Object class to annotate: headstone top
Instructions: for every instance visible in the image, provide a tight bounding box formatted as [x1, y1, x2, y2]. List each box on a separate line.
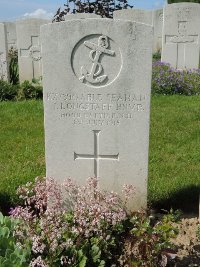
[113, 9, 153, 25]
[65, 13, 101, 20]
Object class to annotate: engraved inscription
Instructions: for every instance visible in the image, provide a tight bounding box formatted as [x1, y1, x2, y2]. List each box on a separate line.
[74, 130, 119, 177]
[80, 35, 115, 84]
[47, 92, 147, 127]
[166, 21, 198, 44]
[177, 8, 192, 21]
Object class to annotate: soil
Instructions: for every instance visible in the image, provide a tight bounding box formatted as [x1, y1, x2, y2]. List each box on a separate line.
[170, 217, 200, 267]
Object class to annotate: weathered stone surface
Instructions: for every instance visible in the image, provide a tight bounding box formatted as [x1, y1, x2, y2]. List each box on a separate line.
[162, 3, 200, 69]
[41, 18, 153, 210]
[113, 9, 153, 25]
[65, 13, 101, 20]
[16, 18, 49, 82]
[0, 23, 9, 81]
[153, 9, 163, 53]
[114, 9, 163, 53]
[4, 22, 17, 50]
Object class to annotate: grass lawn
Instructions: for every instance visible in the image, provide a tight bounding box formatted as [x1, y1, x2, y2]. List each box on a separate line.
[149, 95, 200, 213]
[0, 96, 200, 214]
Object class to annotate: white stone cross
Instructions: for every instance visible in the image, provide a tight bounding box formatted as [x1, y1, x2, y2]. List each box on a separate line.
[74, 130, 119, 177]
[165, 21, 198, 69]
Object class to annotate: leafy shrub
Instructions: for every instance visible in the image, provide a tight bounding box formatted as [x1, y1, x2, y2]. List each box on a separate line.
[152, 61, 200, 95]
[121, 211, 179, 266]
[10, 177, 178, 267]
[17, 80, 43, 100]
[153, 51, 161, 61]
[0, 80, 18, 101]
[53, 0, 133, 22]
[0, 212, 30, 266]
[8, 47, 19, 85]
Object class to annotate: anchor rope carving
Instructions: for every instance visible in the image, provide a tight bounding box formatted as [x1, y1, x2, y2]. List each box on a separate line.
[79, 35, 115, 84]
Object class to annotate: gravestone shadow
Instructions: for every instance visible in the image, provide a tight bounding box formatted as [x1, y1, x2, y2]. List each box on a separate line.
[151, 185, 200, 214]
[0, 193, 13, 216]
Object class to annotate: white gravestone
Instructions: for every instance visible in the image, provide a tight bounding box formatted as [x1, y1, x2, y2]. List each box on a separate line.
[0, 23, 9, 81]
[41, 18, 153, 210]
[153, 9, 163, 53]
[4, 22, 17, 50]
[162, 3, 200, 69]
[114, 9, 163, 54]
[65, 13, 101, 20]
[113, 9, 153, 25]
[16, 18, 49, 82]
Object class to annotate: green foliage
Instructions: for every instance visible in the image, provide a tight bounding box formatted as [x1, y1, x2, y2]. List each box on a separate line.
[0, 80, 43, 101]
[18, 80, 43, 100]
[8, 47, 19, 85]
[153, 51, 161, 61]
[0, 80, 18, 101]
[0, 212, 30, 266]
[53, 0, 133, 22]
[122, 211, 179, 266]
[168, 0, 200, 3]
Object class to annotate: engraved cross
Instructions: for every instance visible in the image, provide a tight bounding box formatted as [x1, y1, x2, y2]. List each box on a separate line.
[20, 36, 41, 79]
[165, 21, 198, 68]
[74, 130, 119, 177]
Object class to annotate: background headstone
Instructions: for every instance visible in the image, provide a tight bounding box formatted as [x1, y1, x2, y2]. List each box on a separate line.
[65, 13, 101, 20]
[161, 3, 200, 69]
[153, 9, 163, 53]
[41, 18, 153, 210]
[16, 18, 49, 83]
[113, 9, 153, 25]
[0, 23, 9, 81]
[114, 9, 163, 53]
[4, 22, 17, 50]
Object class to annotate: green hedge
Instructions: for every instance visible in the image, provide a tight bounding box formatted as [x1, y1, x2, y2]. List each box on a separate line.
[0, 80, 43, 101]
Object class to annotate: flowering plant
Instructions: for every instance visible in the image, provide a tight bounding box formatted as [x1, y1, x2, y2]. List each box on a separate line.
[152, 61, 200, 95]
[11, 177, 135, 266]
[9, 177, 177, 266]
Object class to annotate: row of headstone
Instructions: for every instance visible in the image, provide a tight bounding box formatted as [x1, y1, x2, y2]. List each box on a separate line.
[0, 18, 49, 82]
[114, 3, 200, 70]
[41, 2, 200, 211]
[0, 3, 200, 83]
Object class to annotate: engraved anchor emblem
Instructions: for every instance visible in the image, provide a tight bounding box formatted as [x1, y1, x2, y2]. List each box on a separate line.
[79, 35, 115, 84]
